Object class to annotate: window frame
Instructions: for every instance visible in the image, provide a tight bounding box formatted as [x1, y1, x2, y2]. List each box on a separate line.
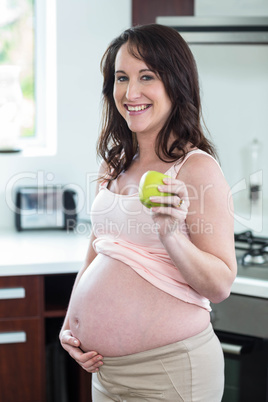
[17, 0, 57, 156]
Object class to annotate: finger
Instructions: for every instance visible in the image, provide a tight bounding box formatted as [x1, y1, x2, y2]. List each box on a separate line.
[176, 198, 186, 209]
[80, 355, 104, 373]
[150, 196, 188, 211]
[67, 336, 80, 347]
[68, 346, 85, 360]
[61, 331, 81, 347]
[81, 357, 104, 371]
[151, 205, 188, 219]
[78, 351, 103, 365]
[158, 183, 189, 206]
[159, 183, 187, 197]
[81, 362, 103, 373]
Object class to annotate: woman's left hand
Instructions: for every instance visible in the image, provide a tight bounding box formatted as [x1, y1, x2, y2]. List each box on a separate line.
[150, 177, 189, 238]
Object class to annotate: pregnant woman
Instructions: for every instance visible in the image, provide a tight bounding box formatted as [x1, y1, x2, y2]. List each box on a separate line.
[60, 24, 237, 401]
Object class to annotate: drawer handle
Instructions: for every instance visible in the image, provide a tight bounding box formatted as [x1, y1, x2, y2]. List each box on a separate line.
[221, 342, 243, 355]
[0, 331, 27, 345]
[0, 287, 26, 300]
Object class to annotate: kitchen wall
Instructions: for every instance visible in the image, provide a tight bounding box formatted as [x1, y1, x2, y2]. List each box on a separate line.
[193, 0, 268, 235]
[191, 44, 268, 235]
[0, 0, 131, 231]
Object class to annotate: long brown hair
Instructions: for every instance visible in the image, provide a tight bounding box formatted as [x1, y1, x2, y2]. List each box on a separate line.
[97, 24, 217, 179]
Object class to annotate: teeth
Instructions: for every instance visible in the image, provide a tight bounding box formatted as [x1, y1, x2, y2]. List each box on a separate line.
[127, 105, 149, 111]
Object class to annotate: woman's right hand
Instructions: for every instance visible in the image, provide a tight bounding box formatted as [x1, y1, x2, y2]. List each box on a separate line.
[60, 329, 103, 373]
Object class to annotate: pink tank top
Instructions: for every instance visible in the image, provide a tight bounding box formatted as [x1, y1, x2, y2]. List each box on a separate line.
[91, 149, 220, 311]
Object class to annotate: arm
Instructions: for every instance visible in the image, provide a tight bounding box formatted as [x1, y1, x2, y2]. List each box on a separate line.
[59, 162, 107, 372]
[150, 155, 237, 304]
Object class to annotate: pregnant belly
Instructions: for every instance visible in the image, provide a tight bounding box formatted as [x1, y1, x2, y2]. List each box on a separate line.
[68, 254, 209, 357]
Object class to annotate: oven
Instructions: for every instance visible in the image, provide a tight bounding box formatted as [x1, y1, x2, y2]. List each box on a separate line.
[210, 231, 268, 402]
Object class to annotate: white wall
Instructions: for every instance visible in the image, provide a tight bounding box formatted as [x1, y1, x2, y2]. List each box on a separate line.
[0, 0, 131, 230]
[193, 0, 268, 235]
[191, 44, 268, 234]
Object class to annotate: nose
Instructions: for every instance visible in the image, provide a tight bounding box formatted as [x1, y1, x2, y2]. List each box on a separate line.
[125, 80, 141, 100]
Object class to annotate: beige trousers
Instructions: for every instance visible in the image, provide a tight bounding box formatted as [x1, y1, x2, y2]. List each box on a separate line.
[92, 323, 224, 402]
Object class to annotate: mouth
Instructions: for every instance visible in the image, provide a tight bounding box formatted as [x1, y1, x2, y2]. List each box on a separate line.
[124, 104, 152, 112]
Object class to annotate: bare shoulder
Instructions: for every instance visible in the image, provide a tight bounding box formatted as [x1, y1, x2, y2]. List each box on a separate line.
[176, 154, 236, 272]
[177, 152, 233, 225]
[178, 153, 227, 189]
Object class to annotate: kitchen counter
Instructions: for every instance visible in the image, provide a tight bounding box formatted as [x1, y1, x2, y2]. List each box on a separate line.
[231, 276, 268, 299]
[0, 230, 89, 276]
[0, 230, 268, 298]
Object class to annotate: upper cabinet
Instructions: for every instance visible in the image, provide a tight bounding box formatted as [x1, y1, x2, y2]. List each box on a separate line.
[132, 0, 194, 26]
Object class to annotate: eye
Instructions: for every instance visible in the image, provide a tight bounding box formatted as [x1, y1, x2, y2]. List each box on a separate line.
[141, 74, 154, 81]
[115, 75, 128, 83]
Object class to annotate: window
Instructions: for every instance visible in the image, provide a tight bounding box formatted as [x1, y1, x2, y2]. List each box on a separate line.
[0, 0, 57, 154]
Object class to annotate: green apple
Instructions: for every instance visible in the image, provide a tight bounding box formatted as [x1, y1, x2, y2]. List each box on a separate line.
[139, 170, 172, 208]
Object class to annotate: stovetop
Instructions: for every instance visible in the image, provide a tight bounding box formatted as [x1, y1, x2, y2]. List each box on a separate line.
[210, 231, 268, 337]
[235, 231, 268, 281]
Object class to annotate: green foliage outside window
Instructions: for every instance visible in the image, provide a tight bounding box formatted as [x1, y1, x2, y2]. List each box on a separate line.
[0, 0, 35, 138]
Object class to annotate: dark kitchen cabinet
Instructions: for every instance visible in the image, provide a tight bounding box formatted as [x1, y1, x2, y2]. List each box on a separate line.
[0, 276, 44, 402]
[132, 0, 194, 26]
[44, 274, 92, 402]
[0, 274, 92, 402]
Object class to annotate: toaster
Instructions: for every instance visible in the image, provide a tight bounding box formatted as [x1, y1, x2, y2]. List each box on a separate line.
[15, 186, 77, 231]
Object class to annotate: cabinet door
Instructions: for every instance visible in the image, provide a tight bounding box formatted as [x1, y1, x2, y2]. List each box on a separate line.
[0, 276, 41, 319]
[0, 318, 44, 402]
[132, 0, 194, 26]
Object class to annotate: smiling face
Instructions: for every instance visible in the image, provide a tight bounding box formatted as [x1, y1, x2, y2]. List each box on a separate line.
[113, 43, 172, 138]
